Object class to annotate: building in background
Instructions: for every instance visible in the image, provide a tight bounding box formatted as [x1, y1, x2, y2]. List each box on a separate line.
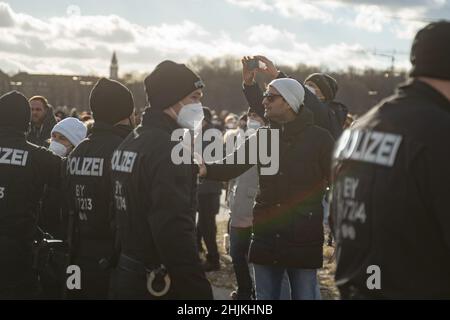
[0, 52, 146, 113]
[110, 51, 119, 80]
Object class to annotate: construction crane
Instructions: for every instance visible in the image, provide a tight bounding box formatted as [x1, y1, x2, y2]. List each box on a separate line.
[372, 50, 396, 75]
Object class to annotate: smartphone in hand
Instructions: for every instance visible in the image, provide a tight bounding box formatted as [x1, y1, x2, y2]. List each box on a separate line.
[246, 58, 260, 70]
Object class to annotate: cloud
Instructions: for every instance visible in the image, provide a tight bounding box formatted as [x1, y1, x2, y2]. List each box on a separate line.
[246, 24, 297, 48]
[0, 2, 409, 75]
[226, 0, 334, 22]
[391, 8, 429, 39]
[225, 0, 272, 11]
[226, 0, 448, 36]
[353, 5, 390, 32]
[0, 2, 15, 27]
[331, 0, 447, 9]
[272, 0, 334, 22]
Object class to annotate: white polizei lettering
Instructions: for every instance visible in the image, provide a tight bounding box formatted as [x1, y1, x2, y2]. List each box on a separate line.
[11, 149, 24, 166]
[375, 134, 392, 165]
[111, 151, 120, 170]
[93, 158, 103, 177]
[351, 130, 371, 159]
[68, 157, 104, 176]
[335, 130, 402, 167]
[81, 157, 92, 176]
[120, 152, 128, 171]
[362, 131, 383, 163]
[0, 148, 12, 163]
[87, 158, 96, 176]
[334, 129, 351, 159]
[0, 148, 28, 167]
[111, 151, 137, 173]
[343, 130, 361, 159]
[380, 133, 402, 166]
[72, 158, 81, 175]
[21, 149, 28, 166]
[124, 152, 135, 172]
[68, 157, 75, 174]
[74, 158, 80, 175]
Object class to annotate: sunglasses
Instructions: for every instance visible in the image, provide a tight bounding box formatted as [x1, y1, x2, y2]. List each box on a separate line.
[263, 92, 283, 102]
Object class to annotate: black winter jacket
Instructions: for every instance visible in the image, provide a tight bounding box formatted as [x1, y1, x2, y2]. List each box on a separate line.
[65, 122, 132, 298]
[110, 108, 213, 299]
[66, 123, 132, 260]
[331, 79, 450, 298]
[206, 107, 335, 268]
[0, 128, 61, 289]
[326, 101, 348, 139]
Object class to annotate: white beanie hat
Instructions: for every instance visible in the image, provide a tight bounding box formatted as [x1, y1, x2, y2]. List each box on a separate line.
[268, 78, 305, 113]
[51, 117, 87, 147]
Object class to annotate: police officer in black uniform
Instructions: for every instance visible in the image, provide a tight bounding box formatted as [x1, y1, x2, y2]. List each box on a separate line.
[65, 78, 135, 299]
[0, 91, 61, 299]
[331, 21, 450, 299]
[110, 61, 213, 299]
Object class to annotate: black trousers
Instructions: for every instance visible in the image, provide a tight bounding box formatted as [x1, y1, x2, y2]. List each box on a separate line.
[230, 226, 254, 299]
[0, 240, 39, 299]
[196, 193, 221, 262]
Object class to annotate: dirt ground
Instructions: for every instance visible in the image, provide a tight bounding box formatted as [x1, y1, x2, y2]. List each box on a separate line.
[203, 220, 340, 300]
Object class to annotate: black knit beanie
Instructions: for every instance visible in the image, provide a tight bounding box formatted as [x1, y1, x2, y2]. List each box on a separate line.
[144, 60, 204, 111]
[90, 78, 135, 125]
[410, 20, 450, 80]
[203, 106, 212, 124]
[0, 91, 31, 132]
[304, 73, 338, 102]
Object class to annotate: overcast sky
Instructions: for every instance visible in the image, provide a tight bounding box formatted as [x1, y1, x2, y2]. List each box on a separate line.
[0, 0, 448, 76]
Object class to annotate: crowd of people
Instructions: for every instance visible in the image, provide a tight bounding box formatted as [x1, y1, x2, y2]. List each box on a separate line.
[0, 21, 449, 300]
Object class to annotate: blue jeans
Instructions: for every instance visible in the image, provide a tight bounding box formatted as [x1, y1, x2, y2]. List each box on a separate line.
[253, 264, 321, 300]
[229, 226, 254, 299]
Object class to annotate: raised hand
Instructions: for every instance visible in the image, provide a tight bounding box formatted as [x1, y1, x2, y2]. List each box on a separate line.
[241, 56, 257, 86]
[254, 55, 279, 80]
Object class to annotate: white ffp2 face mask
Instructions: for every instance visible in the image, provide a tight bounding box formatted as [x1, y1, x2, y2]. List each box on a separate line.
[176, 102, 204, 131]
[247, 119, 262, 130]
[49, 140, 68, 156]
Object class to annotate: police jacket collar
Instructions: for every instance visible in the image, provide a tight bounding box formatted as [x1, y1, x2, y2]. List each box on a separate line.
[0, 127, 26, 139]
[141, 107, 180, 133]
[401, 79, 450, 114]
[90, 121, 132, 139]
